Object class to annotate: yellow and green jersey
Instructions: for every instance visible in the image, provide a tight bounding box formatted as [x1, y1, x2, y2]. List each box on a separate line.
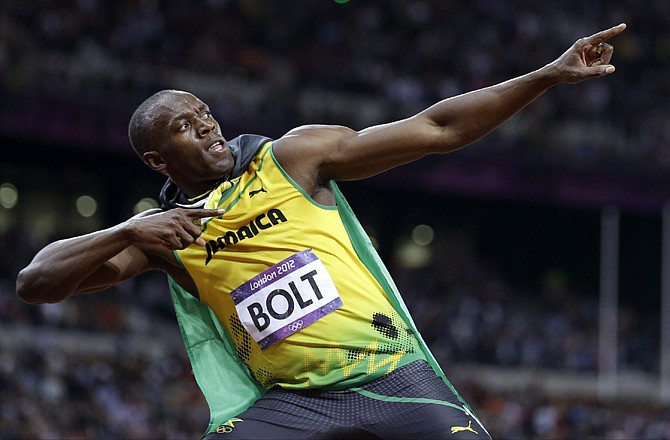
[163, 136, 466, 435]
[174, 142, 424, 390]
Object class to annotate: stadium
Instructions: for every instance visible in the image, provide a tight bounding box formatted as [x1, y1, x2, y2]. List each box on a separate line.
[1, 1, 669, 438]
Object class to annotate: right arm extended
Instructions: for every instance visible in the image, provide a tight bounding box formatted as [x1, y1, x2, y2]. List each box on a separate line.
[16, 208, 225, 304]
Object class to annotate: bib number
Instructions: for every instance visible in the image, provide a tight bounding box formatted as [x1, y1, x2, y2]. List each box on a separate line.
[231, 249, 343, 350]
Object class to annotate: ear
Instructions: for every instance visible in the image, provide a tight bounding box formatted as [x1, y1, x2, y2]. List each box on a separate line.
[143, 151, 167, 173]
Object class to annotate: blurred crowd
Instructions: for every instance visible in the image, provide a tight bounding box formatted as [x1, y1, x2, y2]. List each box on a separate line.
[0, 0, 669, 173]
[397, 260, 660, 375]
[2, 0, 670, 438]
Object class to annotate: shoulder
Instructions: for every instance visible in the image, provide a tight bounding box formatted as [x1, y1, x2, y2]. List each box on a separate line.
[276, 124, 355, 145]
[267, 125, 353, 197]
[272, 124, 355, 165]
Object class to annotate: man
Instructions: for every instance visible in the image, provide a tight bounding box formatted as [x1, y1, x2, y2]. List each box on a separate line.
[17, 23, 625, 439]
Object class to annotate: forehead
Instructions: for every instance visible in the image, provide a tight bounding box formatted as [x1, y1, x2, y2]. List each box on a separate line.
[157, 92, 206, 119]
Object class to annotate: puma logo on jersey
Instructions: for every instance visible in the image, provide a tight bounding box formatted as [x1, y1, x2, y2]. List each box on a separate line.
[249, 187, 267, 198]
[451, 420, 478, 435]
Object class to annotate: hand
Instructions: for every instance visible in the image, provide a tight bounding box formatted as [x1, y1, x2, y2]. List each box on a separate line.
[549, 23, 626, 84]
[125, 208, 225, 250]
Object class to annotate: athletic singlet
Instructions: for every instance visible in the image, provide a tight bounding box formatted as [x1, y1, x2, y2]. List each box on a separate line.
[174, 142, 425, 390]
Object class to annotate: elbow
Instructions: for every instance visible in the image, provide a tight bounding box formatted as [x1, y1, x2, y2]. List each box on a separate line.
[15, 268, 40, 304]
[16, 267, 63, 304]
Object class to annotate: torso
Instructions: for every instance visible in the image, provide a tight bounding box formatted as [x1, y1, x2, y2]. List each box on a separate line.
[171, 142, 425, 390]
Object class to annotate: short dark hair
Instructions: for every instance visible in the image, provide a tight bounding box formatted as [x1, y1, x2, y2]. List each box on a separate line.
[128, 89, 181, 160]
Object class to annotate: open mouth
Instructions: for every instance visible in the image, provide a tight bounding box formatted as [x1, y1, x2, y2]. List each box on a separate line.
[208, 140, 225, 153]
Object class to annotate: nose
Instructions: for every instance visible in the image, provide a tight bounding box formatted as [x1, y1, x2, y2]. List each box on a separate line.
[197, 118, 215, 137]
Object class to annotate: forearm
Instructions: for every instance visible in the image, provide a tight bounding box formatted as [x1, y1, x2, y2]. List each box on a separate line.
[16, 207, 223, 304]
[16, 223, 138, 304]
[422, 64, 560, 151]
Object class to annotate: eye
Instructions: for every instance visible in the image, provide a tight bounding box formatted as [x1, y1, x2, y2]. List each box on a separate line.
[180, 122, 190, 131]
[203, 111, 212, 119]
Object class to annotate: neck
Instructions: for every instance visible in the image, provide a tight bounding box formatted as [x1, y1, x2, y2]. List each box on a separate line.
[178, 176, 230, 200]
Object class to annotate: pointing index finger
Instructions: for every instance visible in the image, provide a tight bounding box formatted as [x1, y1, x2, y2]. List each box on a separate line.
[188, 208, 226, 219]
[588, 23, 627, 44]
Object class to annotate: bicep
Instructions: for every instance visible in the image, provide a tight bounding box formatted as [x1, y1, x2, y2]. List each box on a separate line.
[327, 116, 447, 180]
[274, 116, 446, 184]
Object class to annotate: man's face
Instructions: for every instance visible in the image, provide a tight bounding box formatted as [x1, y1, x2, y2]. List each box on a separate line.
[150, 92, 234, 195]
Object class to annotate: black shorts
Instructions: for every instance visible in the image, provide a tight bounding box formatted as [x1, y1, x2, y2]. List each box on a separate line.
[203, 360, 490, 440]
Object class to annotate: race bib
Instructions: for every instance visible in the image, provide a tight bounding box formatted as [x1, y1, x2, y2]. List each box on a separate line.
[231, 249, 343, 350]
